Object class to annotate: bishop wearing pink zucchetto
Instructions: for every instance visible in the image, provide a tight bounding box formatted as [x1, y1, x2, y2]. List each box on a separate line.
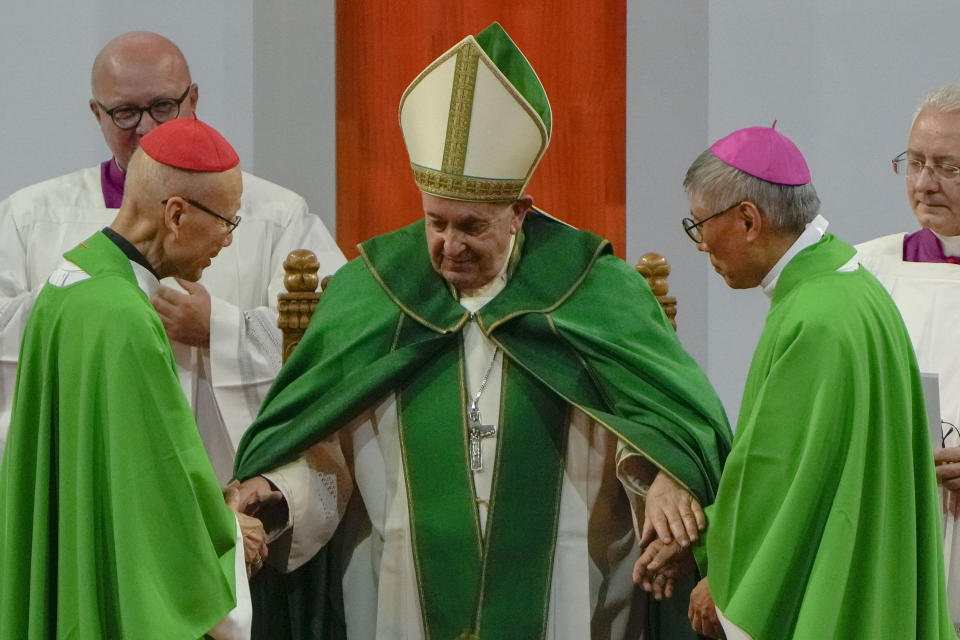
[633, 123, 954, 639]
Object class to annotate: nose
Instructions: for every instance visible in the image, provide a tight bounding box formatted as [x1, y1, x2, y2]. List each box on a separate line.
[914, 165, 941, 191]
[221, 229, 233, 247]
[695, 239, 709, 253]
[135, 110, 161, 136]
[440, 228, 468, 255]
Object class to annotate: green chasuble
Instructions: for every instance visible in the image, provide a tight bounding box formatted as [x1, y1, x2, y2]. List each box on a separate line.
[704, 234, 954, 639]
[235, 212, 732, 639]
[0, 232, 239, 639]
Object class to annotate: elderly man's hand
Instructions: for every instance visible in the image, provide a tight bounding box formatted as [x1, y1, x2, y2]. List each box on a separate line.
[151, 278, 212, 347]
[632, 538, 691, 600]
[225, 477, 285, 517]
[935, 447, 960, 517]
[236, 511, 268, 578]
[640, 470, 705, 548]
[226, 480, 282, 578]
[689, 577, 724, 638]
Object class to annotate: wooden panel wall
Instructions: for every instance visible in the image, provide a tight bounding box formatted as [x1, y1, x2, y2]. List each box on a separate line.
[336, 2, 625, 259]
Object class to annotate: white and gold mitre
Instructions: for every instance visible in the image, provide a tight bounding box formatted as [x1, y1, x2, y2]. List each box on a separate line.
[399, 22, 552, 202]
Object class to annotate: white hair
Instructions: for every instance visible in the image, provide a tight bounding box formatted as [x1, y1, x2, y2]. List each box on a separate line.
[913, 84, 960, 125]
[683, 150, 820, 234]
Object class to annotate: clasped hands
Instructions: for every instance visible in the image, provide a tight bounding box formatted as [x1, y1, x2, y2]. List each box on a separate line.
[631, 471, 724, 637]
[224, 477, 285, 578]
[631, 470, 703, 599]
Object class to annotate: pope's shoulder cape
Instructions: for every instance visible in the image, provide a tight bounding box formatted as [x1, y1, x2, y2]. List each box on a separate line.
[0, 231, 237, 639]
[235, 212, 731, 504]
[706, 234, 953, 639]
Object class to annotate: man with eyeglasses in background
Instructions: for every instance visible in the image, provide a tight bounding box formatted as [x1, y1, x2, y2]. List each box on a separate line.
[634, 124, 952, 639]
[857, 84, 960, 634]
[0, 31, 345, 482]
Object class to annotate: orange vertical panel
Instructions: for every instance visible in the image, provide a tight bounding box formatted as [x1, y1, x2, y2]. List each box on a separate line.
[336, 2, 625, 259]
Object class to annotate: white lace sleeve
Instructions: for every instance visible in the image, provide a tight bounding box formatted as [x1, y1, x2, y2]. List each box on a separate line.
[262, 436, 352, 572]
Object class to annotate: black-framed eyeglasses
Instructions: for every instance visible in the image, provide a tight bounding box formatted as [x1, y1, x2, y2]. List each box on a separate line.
[162, 197, 241, 232]
[681, 201, 744, 243]
[97, 86, 192, 130]
[892, 151, 960, 181]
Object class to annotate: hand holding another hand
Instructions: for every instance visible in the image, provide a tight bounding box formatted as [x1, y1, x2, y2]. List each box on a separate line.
[640, 470, 705, 548]
[236, 511, 268, 578]
[225, 476, 285, 517]
[632, 538, 691, 600]
[225, 478, 285, 578]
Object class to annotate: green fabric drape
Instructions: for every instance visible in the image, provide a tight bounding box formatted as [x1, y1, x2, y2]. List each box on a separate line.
[235, 212, 732, 639]
[705, 235, 954, 639]
[0, 232, 238, 639]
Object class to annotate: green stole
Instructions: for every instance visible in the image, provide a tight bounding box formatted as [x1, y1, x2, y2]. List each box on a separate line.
[401, 329, 567, 639]
[380, 228, 572, 638]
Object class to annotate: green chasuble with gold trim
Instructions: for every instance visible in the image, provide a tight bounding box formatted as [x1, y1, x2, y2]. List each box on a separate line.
[0, 232, 239, 639]
[704, 235, 954, 639]
[235, 212, 732, 639]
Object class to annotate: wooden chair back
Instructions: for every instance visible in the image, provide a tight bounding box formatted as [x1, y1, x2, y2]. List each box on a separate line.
[278, 249, 325, 363]
[634, 253, 677, 330]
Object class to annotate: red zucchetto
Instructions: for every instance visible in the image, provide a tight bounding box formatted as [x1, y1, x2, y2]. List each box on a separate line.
[140, 118, 239, 172]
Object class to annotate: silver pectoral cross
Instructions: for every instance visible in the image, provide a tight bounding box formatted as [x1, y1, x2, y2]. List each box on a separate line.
[468, 405, 497, 471]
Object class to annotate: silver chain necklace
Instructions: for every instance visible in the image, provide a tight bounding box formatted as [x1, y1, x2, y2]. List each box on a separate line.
[467, 347, 500, 471]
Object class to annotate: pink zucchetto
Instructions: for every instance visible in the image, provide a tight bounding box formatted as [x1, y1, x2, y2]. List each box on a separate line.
[710, 122, 811, 186]
[140, 118, 239, 172]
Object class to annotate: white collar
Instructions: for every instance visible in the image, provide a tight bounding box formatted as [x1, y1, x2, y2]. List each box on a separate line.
[458, 235, 516, 314]
[47, 256, 161, 299]
[932, 229, 960, 257]
[760, 215, 829, 298]
[130, 260, 162, 298]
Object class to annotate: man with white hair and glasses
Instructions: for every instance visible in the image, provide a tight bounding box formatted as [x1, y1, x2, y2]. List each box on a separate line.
[857, 83, 960, 633]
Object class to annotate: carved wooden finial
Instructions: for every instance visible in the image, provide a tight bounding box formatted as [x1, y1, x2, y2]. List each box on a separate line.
[635, 253, 677, 330]
[283, 249, 321, 293]
[279, 249, 323, 363]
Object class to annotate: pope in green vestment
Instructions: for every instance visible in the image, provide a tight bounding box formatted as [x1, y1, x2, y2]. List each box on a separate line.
[0, 232, 240, 639]
[232, 23, 732, 640]
[234, 210, 732, 639]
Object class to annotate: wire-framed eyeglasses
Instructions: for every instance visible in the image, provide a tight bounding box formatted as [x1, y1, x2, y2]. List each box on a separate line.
[681, 201, 745, 243]
[892, 151, 960, 181]
[943, 420, 959, 449]
[97, 86, 192, 130]
[162, 197, 241, 232]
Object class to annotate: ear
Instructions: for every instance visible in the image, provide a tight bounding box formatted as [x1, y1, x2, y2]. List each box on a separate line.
[163, 197, 187, 240]
[511, 195, 534, 233]
[89, 99, 103, 123]
[185, 83, 199, 118]
[738, 201, 764, 242]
